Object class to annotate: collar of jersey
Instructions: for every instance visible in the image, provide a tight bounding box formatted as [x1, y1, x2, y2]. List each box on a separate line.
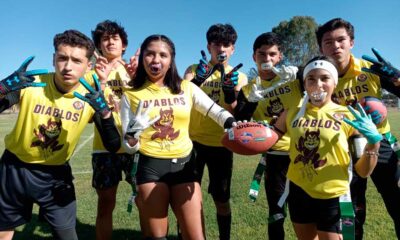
[50, 73, 86, 98]
[257, 75, 280, 88]
[307, 100, 336, 112]
[341, 55, 363, 80]
[144, 78, 169, 92]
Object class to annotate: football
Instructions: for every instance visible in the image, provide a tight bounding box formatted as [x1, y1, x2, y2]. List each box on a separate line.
[221, 122, 278, 155]
[359, 96, 387, 125]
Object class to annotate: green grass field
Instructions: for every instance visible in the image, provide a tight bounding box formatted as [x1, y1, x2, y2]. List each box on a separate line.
[0, 109, 399, 239]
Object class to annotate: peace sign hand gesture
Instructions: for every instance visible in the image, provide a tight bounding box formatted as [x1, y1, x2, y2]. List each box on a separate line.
[362, 48, 400, 86]
[74, 74, 110, 118]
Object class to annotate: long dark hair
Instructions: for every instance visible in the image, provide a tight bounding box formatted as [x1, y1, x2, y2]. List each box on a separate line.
[131, 34, 182, 94]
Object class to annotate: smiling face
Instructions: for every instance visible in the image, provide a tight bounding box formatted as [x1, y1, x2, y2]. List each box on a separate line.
[304, 68, 336, 107]
[319, 27, 354, 73]
[53, 44, 91, 93]
[142, 40, 172, 85]
[99, 33, 126, 61]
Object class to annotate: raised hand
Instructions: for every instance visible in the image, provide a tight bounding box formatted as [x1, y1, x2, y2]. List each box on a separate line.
[221, 63, 243, 104]
[126, 100, 160, 139]
[248, 77, 264, 102]
[343, 103, 382, 144]
[362, 48, 400, 85]
[73, 74, 110, 117]
[271, 65, 298, 81]
[0, 56, 48, 95]
[93, 52, 117, 83]
[119, 48, 140, 79]
[192, 50, 219, 86]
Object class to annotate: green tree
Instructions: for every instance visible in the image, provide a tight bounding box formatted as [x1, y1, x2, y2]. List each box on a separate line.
[272, 16, 319, 67]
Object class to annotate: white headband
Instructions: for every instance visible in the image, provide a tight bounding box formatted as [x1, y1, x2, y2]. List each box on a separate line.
[303, 60, 338, 84]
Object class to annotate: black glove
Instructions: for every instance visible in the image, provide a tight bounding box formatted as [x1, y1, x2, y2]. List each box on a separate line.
[74, 74, 110, 117]
[192, 50, 219, 86]
[0, 56, 48, 95]
[221, 63, 242, 104]
[362, 48, 400, 82]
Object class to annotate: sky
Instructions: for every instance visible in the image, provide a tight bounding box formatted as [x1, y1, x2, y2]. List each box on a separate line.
[1, 0, 399, 78]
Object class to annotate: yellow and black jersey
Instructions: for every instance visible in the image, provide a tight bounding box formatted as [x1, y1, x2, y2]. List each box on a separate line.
[121, 79, 233, 158]
[286, 101, 355, 199]
[189, 63, 248, 146]
[85, 65, 131, 153]
[241, 76, 302, 151]
[333, 55, 390, 134]
[5, 73, 95, 165]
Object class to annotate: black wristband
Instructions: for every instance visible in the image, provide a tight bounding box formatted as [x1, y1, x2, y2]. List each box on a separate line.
[192, 76, 206, 86]
[223, 117, 236, 129]
[224, 89, 236, 104]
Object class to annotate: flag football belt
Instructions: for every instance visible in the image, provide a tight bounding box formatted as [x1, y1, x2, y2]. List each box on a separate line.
[127, 153, 139, 213]
[340, 192, 355, 240]
[248, 151, 289, 202]
[383, 132, 400, 188]
[248, 153, 266, 202]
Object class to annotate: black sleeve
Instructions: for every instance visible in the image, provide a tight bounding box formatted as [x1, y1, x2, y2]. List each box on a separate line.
[0, 91, 20, 113]
[297, 66, 305, 93]
[380, 77, 400, 98]
[234, 90, 258, 121]
[93, 113, 121, 153]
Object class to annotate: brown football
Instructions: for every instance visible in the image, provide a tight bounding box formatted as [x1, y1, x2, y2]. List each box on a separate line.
[221, 122, 278, 155]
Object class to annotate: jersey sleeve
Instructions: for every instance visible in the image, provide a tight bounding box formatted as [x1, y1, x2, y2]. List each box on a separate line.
[191, 82, 234, 128]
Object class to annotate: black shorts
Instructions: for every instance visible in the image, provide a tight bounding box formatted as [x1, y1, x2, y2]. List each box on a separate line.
[193, 141, 233, 202]
[264, 152, 290, 219]
[136, 151, 197, 186]
[0, 150, 76, 231]
[92, 152, 135, 189]
[288, 181, 341, 233]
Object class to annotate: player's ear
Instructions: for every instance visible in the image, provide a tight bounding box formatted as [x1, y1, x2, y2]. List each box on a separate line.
[349, 38, 354, 50]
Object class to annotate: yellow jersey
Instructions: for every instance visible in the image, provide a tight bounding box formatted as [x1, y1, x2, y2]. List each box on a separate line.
[332, 55, 390, 134]
[5, 73, 95, 165]
[189, 63, 248, 146]
[286, 101, 354, 199]
[86, 65, 131, 153]
[241, 76, 302, 151]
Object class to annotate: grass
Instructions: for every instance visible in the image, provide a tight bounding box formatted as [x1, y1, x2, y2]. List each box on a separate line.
[0, 109, 399, 239]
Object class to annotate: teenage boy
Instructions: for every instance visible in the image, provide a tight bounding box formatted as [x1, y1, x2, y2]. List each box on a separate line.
[316, 18, 400, 239]
[184, 23, 247, 240]
[235, 32, 301, 240]
[0, 30, 120, 240]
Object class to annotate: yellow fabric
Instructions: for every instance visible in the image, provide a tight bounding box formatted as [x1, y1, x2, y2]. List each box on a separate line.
[5, 73, 95, 165]
[123, 80, 195, 159]
[286, 101, 355, 199]
[86, 65, 131, 153]
[333, 55, 390, 134]
[189, 63, 248, 146]
[242, 76, 303, 151]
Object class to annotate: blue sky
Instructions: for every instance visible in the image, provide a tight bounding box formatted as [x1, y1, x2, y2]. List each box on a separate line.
[1, 0, 399, 77]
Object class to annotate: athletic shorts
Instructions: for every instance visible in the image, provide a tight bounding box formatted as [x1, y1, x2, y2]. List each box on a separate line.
[92, 152, 135, 189]
[264, 152, 290, 219]
[136, 151, 197, 186]
[288, 181, 341, 233]
[193, 141, 233, 202]
[0, 150, 76, 231]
